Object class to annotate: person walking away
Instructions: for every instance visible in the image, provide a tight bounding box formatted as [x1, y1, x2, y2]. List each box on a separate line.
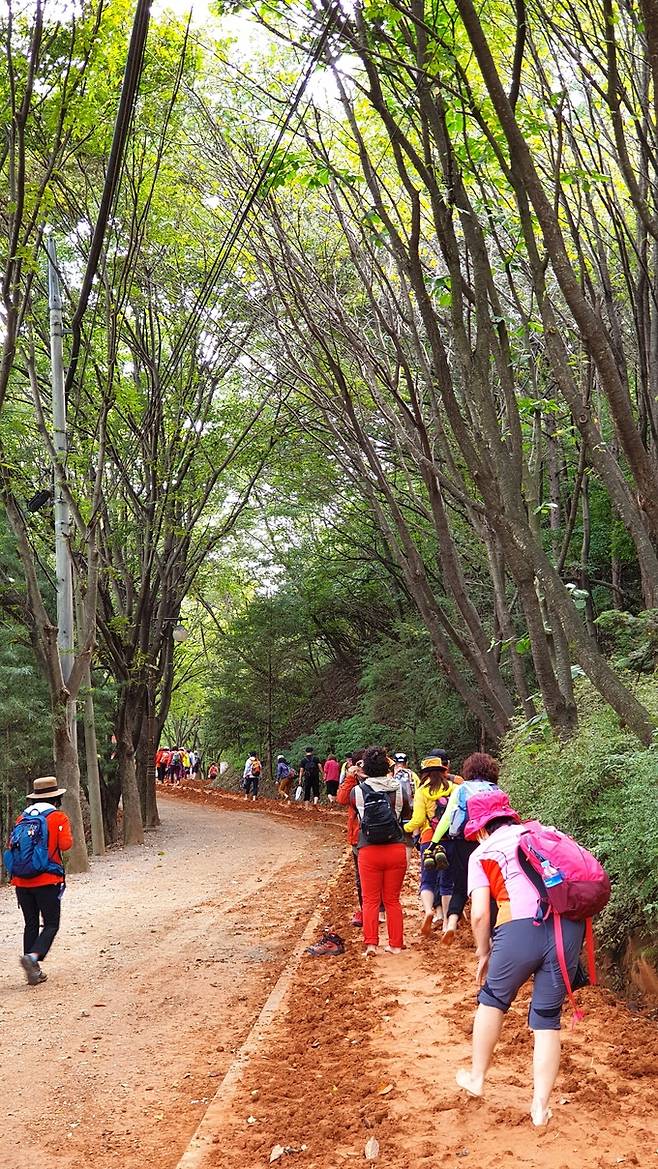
[4, 776, 73, 986]
[351, 746, 412, 956]
[403, 751, 458, 937]
[392, 752, 420, 792]
[243, 753, 262, 800]
[155, 747, 168, 784]
[323, 750, 340, 802]
[426, 752, 500, 945]
[276, 754, 294, 799]
[456, 789, 603, 1127]
[298, 747, 323, 807]
[337, 749, 366, 926]
[170, 749, 183, 784]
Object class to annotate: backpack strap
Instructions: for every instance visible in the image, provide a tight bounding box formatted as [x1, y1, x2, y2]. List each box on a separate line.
[553, 912, 584, 1026]
[353, 783, 367, 821]
[516, 844, 550, 922]
[584, 917, 597, 987]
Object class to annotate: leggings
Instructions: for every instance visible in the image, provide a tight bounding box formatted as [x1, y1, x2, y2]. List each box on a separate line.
[244, 774, 260, 796]
[446, 837, 478, 918]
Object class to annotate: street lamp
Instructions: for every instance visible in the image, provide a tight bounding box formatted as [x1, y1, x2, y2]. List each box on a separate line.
[172, 624, 189, 644]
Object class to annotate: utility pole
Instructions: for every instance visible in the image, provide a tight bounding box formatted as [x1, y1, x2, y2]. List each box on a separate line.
[47, 236, 75, 695]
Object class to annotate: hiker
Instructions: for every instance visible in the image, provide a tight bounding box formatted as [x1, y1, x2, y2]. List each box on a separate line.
[351, 745, 412, 956]
[155, 747, 169, 783]
[392, 751, 420, 792]
[456, 789, 588, 1127]
[5, 776, 73, 986]
[208, 761, 219, 785]
[276, 754, 294, 799]
[403, 751, 458, 937]
[323, 749, 340, 802]
[169, 749, 183, 784]
[426, 751, 502, 946]
[337, 749, 366, 926]
[298, 746, 323, 807]
[243, 753, 262, 800]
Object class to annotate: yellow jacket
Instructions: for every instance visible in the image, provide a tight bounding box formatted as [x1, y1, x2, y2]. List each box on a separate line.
[403, 779, 454, 836]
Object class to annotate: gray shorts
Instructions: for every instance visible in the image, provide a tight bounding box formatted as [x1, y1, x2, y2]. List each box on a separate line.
[479, 916, 585, 1030]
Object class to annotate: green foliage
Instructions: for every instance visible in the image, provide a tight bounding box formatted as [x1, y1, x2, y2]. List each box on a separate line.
[502, 678, 658, 958]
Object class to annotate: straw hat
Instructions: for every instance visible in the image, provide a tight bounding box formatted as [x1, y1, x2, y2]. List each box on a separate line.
[27, 775, 67, 800]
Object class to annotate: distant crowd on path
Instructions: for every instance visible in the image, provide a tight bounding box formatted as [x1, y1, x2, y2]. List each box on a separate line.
[155, 746, 202, 785]
[4, 739, 610, 1133]
[241, 746, 341, 805]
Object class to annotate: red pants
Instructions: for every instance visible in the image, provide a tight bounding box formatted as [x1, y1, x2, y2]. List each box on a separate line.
[358, 843, 407, 948]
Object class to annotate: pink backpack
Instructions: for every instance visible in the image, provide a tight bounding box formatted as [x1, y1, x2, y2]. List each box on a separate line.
[518, 821, 611, 1020]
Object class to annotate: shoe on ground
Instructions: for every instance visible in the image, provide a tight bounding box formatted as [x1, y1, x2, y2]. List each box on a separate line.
[351, 910, 363, 927]
[306, 930, 345, 957]
[20, 955, 45, 986]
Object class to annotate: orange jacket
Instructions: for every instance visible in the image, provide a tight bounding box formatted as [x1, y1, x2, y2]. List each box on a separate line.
[337, 767, 362, 846]
[11, 807, 73, 887]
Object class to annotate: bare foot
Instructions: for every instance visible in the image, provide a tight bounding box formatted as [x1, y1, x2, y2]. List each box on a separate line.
[456, 1068, 484, 1097]
[441, 927, 456, 946]
[421, 911, 434, 938]
[531, 1102, 553, 1127]
[384, 945, 403, 954]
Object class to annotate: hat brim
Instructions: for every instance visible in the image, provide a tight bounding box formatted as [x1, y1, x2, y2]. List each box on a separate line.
[27, 786, 67, 800]
[464, 809, 520, 840]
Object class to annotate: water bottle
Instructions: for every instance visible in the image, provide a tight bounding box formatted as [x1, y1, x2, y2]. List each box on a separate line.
[541, 859, 563, 887]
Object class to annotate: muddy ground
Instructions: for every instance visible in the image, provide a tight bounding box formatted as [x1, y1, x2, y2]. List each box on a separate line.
[0, 791, 342, 1169]
[189, 792, 657, 1169]
[2, 786, 656, 1169]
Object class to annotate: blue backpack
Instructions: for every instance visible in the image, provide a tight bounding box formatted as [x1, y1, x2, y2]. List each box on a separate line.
[4, 809, 64, 879]
[449, 781, 499, 837]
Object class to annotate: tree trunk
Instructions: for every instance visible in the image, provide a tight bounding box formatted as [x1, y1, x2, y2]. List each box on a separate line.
[53, 696, 89, 873]
[117, 693, 144, 846]
[81, 665, 105, 856]
[143, 681, 160, 829]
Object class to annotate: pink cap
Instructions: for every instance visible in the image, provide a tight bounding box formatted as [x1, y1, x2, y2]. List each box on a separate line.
[464, 790, 520, 840]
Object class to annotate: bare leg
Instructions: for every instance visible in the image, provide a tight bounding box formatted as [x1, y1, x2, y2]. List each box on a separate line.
[531, 1030, 560, 1126]
[442, 912, 459, 942]
[420, 888, 434, 936]
[456, 1005, 504, 1096]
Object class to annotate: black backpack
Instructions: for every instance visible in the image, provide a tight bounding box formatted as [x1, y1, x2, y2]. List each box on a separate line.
[354, 782, 403, 845]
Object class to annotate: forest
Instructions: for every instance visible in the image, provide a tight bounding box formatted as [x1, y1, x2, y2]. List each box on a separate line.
[0, 0, 657, 959]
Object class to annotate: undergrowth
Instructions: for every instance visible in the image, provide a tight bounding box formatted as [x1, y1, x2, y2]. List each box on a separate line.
[502, 676, 658, 960]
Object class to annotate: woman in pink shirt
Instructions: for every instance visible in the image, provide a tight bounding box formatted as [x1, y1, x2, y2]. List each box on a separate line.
[456, 790, 585, 1128]
[323, 750, 340, 803]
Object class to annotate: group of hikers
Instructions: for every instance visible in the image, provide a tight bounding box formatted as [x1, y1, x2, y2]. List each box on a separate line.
[242, 747, 341, 804]
[4, 740, 610, 1131]
[155, 746, 202, 784]
[327, 742, 609, 1128]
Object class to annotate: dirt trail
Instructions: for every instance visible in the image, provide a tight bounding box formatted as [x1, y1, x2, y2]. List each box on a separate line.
[206, 859, 658, 1169]
[0, 792, 342, 1169]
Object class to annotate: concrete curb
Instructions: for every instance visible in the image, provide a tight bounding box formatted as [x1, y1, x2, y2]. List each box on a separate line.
[175, 847, 351, 1169]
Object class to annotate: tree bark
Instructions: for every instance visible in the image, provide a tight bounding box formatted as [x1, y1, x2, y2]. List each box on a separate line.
[117, 693, 144, 846]
[53, 695, 89, 873]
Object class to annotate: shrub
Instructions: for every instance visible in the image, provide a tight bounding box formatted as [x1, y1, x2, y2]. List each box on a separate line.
[502, 676, 658, 959]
